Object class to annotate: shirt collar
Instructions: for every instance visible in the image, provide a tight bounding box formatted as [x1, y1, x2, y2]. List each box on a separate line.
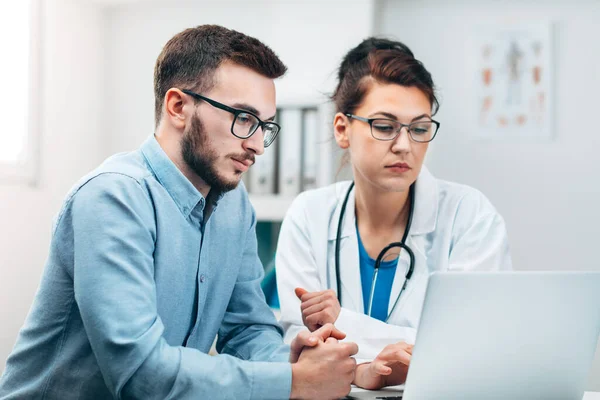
[327, 165, 438, 240]
[141, 135, 205, 219]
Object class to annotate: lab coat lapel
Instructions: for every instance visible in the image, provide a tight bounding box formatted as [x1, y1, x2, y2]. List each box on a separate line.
[327, 182, 364, 314]
[337, 234, 363, 313]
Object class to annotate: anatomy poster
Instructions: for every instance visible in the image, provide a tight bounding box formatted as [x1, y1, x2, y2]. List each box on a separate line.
[474, 23, 553, 140]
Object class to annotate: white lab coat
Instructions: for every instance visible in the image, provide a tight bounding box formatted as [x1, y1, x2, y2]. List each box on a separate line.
[275, 166, 512, 361]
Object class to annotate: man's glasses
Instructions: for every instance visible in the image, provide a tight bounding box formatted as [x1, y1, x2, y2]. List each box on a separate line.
[346, 114, 440, 143]
[181, 89, 280, 147]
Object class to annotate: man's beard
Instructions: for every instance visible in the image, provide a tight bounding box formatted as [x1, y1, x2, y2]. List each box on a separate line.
[181, 112, 251, 194]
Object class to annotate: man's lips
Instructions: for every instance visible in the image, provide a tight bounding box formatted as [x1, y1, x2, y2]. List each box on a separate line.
[231, 156, 254, 172]
[232, 157, 253, 168]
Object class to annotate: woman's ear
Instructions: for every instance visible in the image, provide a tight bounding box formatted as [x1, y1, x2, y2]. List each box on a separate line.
[333, 112, 350, 149]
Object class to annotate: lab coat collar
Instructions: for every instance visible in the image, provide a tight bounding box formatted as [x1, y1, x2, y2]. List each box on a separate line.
[327, 165, 438, 240]
[411, 165, 438, 235]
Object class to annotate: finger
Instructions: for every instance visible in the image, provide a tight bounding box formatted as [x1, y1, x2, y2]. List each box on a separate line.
[350, 362, 357, 383]
[327, 324, 346, 340]
[300, 294, 327, 311]
[395, 342, 413, 355]
[325, 337, 339, 344]
[391, 350, 411, 366]
[295, 287, 308, 300]
[346, 357, 358, 376]
[312, 323, 347, 341]
[293, 330, 321, 348]
[398, 341, 413, 350]
[341, 341, 359, 357]
[302, 302, 326, 317]
[289, 332, 316, 359]
[370, 360, 392, 376]
[299, 290, 328, 302]
[305, 316, 322, 329]
[305, 311, 333, 328]
[377, 349, 411, 366]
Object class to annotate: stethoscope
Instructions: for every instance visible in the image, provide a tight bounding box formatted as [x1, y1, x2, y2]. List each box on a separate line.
[334, 182, 416, 322]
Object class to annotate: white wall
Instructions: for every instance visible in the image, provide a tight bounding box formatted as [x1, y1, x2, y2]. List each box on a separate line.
[0, 0, 107, 375]
[5, 0, 596, 390]
[0, 0, 375, 376]
[104, 0, 375, 153]
[376, 0, 600, 390]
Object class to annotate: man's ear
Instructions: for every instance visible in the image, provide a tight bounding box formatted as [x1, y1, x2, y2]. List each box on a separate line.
[333, 112, 350, 149]
[163, 88, 189, 130]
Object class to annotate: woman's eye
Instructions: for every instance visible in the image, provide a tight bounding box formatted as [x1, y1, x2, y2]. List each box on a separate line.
[411, 123, 432, 135]
[373, 124, 394, 132]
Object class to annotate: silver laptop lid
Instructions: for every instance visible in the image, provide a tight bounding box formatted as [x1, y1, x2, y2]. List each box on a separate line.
[403, 271, 600, 400]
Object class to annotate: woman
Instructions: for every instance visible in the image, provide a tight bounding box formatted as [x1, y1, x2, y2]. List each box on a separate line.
[275, 37, 512, 389]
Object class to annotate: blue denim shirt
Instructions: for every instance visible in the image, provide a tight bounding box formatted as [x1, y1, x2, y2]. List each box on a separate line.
[0, 136, 292, 399]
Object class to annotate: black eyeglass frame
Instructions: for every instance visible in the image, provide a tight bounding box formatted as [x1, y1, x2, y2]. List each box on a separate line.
[181, 89, 280, 147]
[345, 113, 440, 143]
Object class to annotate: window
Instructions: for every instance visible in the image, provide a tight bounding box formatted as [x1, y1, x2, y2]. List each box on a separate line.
[0, 0, 40, 183]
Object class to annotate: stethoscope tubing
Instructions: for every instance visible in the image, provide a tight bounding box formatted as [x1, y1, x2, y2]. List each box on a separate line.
[334, 182, 416, 321]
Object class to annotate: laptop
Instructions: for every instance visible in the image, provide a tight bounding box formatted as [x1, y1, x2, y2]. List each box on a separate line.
[347, 271, 600, 400]
[347, 385, 404, 399]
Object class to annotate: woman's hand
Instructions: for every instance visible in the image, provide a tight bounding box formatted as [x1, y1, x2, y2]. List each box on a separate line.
[353, 342, 413, 390]
[295, 287, 342, 332]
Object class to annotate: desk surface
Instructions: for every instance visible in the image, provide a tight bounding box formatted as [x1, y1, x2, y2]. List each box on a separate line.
[349, 386, 600, 399]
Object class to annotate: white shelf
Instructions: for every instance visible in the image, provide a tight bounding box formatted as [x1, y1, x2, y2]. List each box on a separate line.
[88, 0, 156, 5]
[249, 195, 295, 222]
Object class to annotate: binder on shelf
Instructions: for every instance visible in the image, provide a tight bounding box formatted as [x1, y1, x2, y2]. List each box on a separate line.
[248, 128, 276, 195]
[316, 102, 334, 187]
[301, 108, 319, 191]
[278, 108, 302, 196]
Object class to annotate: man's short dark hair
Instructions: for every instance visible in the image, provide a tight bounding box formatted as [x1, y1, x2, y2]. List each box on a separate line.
[154, 24, 287, 127]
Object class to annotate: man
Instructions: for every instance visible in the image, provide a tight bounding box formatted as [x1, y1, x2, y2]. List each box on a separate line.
[0, 25, 357, 399]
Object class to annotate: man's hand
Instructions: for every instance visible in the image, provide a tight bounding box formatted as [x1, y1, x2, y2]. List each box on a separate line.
[290, 337, 358, 399]
[289, 323, 346, 363]
[353, 342, 413, 390]
[295, 287, 341, 332]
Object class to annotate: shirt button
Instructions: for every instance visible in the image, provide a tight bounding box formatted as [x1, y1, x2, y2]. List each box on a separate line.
[200, 274, 206, 283]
